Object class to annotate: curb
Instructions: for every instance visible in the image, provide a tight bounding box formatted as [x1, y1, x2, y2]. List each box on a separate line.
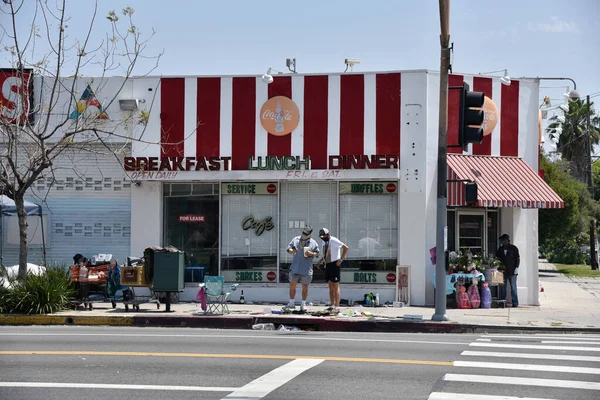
[2, 313, 600, 334]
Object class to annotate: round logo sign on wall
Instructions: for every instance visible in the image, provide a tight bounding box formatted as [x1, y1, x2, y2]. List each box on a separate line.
[267, 184, 277, 194]
[260, 96, 300, 136]
[267, 271, 276, 281]
[386, 273, 396, 283]
[386, 183, 397, 193]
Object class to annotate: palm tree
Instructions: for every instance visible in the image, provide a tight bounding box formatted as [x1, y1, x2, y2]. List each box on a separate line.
[547, 99, 600, 183]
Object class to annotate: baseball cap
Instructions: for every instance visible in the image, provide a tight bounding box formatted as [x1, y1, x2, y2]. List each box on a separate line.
[500, 234, 510, 241]
[319, 228, 330, 238]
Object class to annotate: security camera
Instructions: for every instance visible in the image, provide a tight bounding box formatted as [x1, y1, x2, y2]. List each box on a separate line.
[344, 58, 361, 65]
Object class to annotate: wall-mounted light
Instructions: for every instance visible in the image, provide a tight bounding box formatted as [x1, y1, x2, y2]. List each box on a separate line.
[261, 68, 283, 84]
[479, 69, 511, 86]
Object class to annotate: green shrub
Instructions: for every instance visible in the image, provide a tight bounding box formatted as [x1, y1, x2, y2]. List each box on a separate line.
[0, 266, 77, 315]
[547, 238, 586, 265]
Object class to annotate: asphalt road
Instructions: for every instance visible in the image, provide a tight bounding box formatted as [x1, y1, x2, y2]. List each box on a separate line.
[0, 326, 599, 399]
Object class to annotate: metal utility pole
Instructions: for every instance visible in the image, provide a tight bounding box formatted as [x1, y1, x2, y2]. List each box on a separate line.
[433, 0, 450, 321]
[587, 94, 599, 270]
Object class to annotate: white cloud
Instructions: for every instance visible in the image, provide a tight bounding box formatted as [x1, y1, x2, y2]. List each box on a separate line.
[529, 16, 580, 34]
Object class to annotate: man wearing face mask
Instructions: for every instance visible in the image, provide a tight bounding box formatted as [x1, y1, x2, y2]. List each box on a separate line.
[318, 228, 349, 312]
[286, 226, 320, 312]
[496, 234, 520, 307]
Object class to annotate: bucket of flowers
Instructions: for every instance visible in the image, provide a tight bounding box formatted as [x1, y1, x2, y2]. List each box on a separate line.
[448, 250, 481, 275]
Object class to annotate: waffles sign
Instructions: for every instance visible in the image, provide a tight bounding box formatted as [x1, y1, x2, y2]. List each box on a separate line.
[260, 96, 299, 136]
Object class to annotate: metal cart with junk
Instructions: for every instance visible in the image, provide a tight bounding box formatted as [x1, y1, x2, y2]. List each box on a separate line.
[117, 256, 160, 312]
[69, 255, 111, 311]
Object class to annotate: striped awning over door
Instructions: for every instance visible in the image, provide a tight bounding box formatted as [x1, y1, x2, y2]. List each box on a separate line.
[447, 154, 564, 209]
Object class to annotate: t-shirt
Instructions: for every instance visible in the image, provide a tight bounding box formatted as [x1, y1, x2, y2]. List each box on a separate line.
[288, 236, 320, 276]
[322, 236, 346, 262]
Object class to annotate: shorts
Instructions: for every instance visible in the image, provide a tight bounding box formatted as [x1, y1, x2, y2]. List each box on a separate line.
[289, 272, 312, 285]
[325, 262, 341, 283]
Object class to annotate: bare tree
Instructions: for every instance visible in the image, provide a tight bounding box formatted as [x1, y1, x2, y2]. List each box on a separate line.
[0, 0, 160, 278]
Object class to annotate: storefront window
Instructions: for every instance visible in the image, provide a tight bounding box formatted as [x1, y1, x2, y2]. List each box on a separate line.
[339, 181, 399, 284]
[279, 182, 337, 283]
[163, 183, 219, 282]
[221, 182, 278, 283]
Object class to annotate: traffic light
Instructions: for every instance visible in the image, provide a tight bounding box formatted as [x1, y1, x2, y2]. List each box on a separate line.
[465, 182, 478, 206]
[458, 82, 485, 152]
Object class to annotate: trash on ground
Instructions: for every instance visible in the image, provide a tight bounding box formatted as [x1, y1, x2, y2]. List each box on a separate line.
[277, 325, 301, 331]
[252, 323, 275, 330]
[403, 314, 423, 321]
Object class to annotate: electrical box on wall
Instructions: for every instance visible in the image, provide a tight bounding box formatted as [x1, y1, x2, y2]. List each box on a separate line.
[152, 251, 185, 292]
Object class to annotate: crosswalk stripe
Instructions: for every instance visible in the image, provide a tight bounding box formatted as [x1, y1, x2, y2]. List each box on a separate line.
[470, 342, 600, 352]
[443, 374, 600, 390]
[461, 350, 600, 362]
[541, 341, 600, 345]
[482, 334, 600, 340]
[428, 392, 558, 400]
[454, 360, 600, 375]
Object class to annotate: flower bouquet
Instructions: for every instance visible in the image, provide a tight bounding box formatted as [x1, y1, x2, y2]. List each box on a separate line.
[448, 250, 481, 275]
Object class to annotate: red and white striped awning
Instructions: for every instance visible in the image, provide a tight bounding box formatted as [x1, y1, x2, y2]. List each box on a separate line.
[447, 154, 564, 209]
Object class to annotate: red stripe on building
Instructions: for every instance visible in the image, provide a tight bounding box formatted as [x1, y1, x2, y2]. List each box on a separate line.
[160, 78, 185, 158]
[340, 74, 364, 155]
[472, 77, 493, 155]
[196, 77, 221, 157]
[303, 75, 329, 169]
[375, 73, 401, 155]
[267, 76, 292, 157]
[231, 77, 256, 170]
[501, 80, 519, 156]
[447, 74, 464, 154]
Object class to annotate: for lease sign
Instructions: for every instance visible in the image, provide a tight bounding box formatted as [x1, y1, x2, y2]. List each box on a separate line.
[179, 214, 205, 223]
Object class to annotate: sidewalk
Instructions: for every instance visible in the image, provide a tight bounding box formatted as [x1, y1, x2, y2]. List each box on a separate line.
[2, 261, 599, 333]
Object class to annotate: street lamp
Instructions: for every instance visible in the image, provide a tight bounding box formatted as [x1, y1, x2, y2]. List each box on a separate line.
[514, 77, 580, 101]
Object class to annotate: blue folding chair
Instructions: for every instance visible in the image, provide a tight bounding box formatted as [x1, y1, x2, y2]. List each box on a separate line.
[199, 276, 238, 315]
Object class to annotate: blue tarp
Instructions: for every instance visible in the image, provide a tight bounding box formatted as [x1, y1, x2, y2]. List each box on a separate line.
[0, 195, 42, 216]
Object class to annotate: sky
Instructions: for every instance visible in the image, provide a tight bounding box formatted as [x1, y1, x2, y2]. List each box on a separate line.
[3, 0, 599, 124]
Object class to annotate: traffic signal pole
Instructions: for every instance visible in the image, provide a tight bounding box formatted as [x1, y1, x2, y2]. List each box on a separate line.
[433, 0, 451, 322]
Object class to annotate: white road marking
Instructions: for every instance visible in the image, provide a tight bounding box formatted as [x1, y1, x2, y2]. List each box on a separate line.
[429, 392, 558, 400]
[461, 350, 600, 362]
[482, 334, 600, 340]
[443, 374, 600, 390]
[470, 342, 600, 352]
[475, 338, 492, 342]
[541, 340, 600, 345]
[0, 333, 470, 346]
[454, 360, 600, 375]
[221, 358, 323, 400]
[0, 382, 237, 392]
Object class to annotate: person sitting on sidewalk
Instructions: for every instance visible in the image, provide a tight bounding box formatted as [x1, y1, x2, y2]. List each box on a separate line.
[286, 226, 320, 312]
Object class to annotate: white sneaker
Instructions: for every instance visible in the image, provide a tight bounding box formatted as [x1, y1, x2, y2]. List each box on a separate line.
[286, 302, 295, 309]
[300, 304, 306, 312]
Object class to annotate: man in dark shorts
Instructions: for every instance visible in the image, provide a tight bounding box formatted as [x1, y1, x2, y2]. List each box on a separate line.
[318, 228, 349, 313]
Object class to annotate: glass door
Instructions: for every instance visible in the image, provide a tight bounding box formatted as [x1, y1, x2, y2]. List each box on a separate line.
[457, 213, 484, 255]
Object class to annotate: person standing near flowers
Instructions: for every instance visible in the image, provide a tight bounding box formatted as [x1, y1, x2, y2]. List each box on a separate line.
[496, 234, 520, 307]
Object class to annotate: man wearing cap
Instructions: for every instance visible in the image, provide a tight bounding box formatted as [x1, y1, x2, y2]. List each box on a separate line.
[319, 228, 349, 312]
[496, 234, 520, 307]
[286, 226, 320, 312]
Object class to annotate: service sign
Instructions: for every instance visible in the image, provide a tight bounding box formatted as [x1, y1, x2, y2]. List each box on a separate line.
[340, 270, 396, 284]
[221, 182, 278, 195]
[339, 182, 398, 195]
[223, 270, 277, 283]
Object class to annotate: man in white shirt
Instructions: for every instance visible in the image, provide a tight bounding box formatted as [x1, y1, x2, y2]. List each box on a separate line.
[318, 228, 349, 312]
